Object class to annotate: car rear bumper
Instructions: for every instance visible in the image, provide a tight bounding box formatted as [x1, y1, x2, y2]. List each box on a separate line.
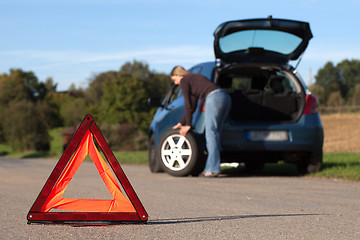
[221, 114, 324, 153]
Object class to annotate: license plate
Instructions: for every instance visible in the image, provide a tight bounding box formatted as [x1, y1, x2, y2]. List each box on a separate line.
[247, 130, 288, 142]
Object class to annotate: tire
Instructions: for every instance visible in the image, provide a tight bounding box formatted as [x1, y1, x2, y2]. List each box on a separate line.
[157, 129, 205, 177]
[148, 135, 163, 173]
[297, 150, 323, 174]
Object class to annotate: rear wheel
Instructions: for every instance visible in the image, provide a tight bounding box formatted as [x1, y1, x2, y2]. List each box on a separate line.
[297, 150, 323, 174]
[158, 129, 205, 177]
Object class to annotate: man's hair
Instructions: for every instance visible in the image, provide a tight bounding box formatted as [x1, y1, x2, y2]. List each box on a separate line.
[171, 65, 189, 76]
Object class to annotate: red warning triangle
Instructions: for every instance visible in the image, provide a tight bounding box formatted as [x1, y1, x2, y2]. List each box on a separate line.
[27, 115, 148, 224]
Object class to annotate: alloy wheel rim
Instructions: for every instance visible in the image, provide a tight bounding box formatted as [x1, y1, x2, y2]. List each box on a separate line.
[160, 134, 192, 171]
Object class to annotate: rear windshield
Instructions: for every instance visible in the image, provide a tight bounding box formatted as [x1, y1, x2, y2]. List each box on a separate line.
[219, 30, 303, 55]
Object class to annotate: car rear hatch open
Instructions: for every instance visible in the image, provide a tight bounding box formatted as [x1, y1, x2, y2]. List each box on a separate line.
[213, 16, 313, 65]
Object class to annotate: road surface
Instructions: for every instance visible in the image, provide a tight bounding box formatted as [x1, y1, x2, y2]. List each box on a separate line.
[0, 157, 359, 239]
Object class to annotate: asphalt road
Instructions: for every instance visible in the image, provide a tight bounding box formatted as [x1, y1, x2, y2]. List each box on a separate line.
[0, 157, 359, 239]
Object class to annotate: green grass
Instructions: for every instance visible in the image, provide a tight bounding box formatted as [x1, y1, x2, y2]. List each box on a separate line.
[49, 127, 65, 153]
[0, 127, 148, 164]
[221, 153, 360, 181]
[0, 143, 12, 156]
[82, 151, 148, 165]
[0, 127, 65, 159]
[309, 152, 360, 181]
[0, 128, 359, 181]
[113, 151, 148, 164]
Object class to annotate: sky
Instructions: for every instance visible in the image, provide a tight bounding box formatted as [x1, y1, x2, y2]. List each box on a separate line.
[1, 0, 359, 91]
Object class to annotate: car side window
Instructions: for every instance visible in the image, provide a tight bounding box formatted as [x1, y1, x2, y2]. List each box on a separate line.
[189, 66, 202, 74]
[220, 76, 252, 94]
[280, 74, 296, 92]
[232, 77, 252, 91]
[168, 85, 181, 104]
[161, 84, 182, 108]
[267, 73, 296, 93]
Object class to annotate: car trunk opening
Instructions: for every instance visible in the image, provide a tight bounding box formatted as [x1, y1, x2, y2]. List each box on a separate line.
[215, 65, 305, 122]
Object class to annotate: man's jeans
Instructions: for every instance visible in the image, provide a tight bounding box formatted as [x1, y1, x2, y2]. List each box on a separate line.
[203, 89, 231, 173]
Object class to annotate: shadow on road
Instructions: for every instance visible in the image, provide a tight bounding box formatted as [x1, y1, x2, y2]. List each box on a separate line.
[220, 162, 301, 177]
[148, 213, 323, 225]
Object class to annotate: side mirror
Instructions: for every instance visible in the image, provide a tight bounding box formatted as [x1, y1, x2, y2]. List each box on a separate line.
[148, 97, 163, 108]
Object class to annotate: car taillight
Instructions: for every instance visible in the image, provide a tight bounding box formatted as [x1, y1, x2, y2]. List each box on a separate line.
[303, 94, 319, 115]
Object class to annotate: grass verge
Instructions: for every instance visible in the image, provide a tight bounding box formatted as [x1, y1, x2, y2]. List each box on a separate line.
[221, 153, 360, 182]
[309, 152, 360, 181]
[0, 127, 148, 164]
[0, 128, 358, 181]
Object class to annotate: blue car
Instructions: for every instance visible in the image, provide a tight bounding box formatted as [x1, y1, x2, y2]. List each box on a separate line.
[148, 16, 324, 177]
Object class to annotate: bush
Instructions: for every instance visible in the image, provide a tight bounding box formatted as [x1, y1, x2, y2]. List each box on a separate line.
[2, 100, 50, 151]
[100, 123, 147, 151]
[327, 91, 344, 107]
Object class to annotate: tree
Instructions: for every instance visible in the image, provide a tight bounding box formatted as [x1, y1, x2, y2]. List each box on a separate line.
[327, 91, 344, 107]
[117, 60, 171, 98]
[84, 60, 171, 150]
[337, 59, 360, 100]
[0, 69, 31, 104]
[99, 70, 148, 127]
[0, 69, 60, 149]
[85, 71, 117, 105]
[315, 59, 360, 105]
[0, 69, 54, 144]
[91, 60, 171, 130]
[44, 77, 57, 93]
[60, 96, 87, 126]
[352, 84, 360, 105]
[315, 61, 341, 103]
[83, 71, 117, 120]
[0, 61, 171, 151]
